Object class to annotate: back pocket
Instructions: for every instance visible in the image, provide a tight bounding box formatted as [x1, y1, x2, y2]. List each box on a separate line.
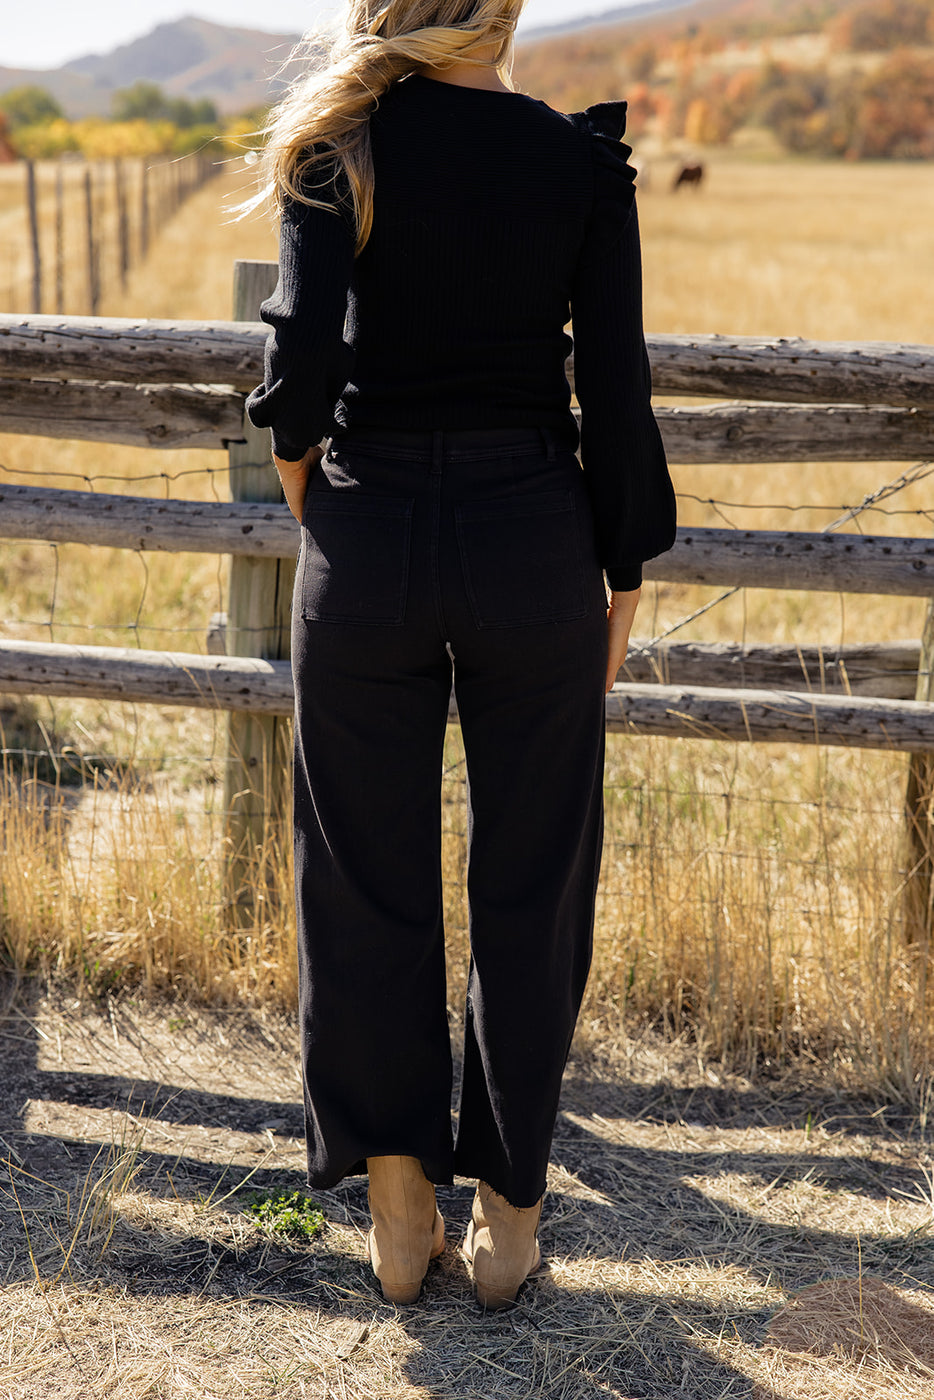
[455, 489, 587, 628]
[301, 493, 414, 625]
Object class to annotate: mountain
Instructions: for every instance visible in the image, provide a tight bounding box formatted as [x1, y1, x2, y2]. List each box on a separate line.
[0, 17, 302, 118]
[521, 0, 697, 40]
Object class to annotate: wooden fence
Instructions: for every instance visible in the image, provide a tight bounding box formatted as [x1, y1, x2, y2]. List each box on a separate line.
[5, 152, 217, 316]
[1, 262, 932, 930]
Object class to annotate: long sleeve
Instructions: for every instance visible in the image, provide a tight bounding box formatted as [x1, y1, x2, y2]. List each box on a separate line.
[571, 204, 676, 590]
[245, 174, 356, 461]
[568, 105, 676, 592]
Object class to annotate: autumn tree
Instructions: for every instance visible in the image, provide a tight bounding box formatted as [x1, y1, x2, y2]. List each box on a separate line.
[830, 0, 934, 51]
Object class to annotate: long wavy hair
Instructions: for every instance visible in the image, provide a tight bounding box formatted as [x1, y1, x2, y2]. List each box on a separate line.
[251, 0, 527, 251]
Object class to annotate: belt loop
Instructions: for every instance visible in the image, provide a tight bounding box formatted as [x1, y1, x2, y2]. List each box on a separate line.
[540, 426, 556, 462]
[431, 430, 443, 474]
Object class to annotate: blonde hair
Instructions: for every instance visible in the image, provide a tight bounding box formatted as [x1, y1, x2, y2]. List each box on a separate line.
[252, 0, 527, 251]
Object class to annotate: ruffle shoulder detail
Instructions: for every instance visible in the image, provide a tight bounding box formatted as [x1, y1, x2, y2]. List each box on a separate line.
[565, 101, 637, 266]
[566, 100, 630, 144]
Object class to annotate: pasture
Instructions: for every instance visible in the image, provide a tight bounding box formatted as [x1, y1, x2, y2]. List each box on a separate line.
[1, 154, 934, 1397]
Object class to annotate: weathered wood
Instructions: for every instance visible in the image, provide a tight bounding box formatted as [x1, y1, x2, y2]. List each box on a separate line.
[114, 158, 130, 291]
[83, 165, 99, 317]
[2, 316, 932, 407]
[0, 638, 920, 712]
[652, 402, 934, 463]
[619, 639, 924, 699]
[3, 484, 933, 597]
[642, 527, 934, 597]
[0, 313, 269, 391]
[140, 161, 150, 259]
[0, 379, 245, 449]
[4, 639, 934, 752]
[26, 162, 41, 314]
[0, 483, 298, 555]
[903, 598, 934, 941]
[3, 379, 932, 462]
[54, 161, 65, 316]
[578, 336, 934, 406]
[0, 639, 293, 712]
[224, 261, 293, 926]
[605, 683, 934, 751]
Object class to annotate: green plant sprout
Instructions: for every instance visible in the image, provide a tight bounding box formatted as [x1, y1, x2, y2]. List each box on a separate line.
[247, 1189, 325, 1241]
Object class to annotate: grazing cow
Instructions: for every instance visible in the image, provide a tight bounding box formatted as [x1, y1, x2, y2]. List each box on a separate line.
[672, 162, 704, 191]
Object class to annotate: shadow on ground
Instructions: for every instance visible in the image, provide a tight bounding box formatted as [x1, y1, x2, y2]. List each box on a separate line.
[1, 985, 932, 1399]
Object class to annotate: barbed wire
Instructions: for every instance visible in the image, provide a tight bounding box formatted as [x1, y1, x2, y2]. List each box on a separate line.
[631, 459, 933, 659]
[4, 457, 934, 520]
[1, 460, 247, 493]
[678, 493, 933, 523]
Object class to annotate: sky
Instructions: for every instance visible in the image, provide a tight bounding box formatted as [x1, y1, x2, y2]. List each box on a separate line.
[3, 1, 641, 72]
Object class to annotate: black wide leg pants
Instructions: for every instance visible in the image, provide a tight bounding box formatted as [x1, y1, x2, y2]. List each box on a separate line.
[291, 427, 608, 1209]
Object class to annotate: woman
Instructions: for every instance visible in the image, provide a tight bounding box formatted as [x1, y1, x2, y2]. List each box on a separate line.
[246, 0, 676, 1309]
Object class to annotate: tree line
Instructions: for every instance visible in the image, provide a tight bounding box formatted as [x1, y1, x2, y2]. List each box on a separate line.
[0, 81, 261, 160]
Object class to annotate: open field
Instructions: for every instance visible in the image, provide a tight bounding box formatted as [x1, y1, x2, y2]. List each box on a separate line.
[1, 151, 934, 1397]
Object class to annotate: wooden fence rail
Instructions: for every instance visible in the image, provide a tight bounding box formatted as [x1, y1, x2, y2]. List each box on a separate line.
[2, 316, 933, 405]
[3, 640, 934, 752]
[2, 483, 932, 596]
[2, 383, 932, 461]
[0, 380, 245, 449]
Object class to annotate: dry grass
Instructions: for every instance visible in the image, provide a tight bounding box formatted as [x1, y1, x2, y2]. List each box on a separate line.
[2, 716, 931, 1105]
[754, 1276, 934, 1398]
[2, 995, 934, 1400]
[639, 157, 934, 344]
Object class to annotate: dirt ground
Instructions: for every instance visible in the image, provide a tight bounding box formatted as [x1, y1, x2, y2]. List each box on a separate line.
[1, 984, 933, 1400]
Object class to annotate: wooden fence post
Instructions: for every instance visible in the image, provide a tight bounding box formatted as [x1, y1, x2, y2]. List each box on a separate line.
[140, 161, 150, 259]
[114, 158, 130, 290]
[83, 163, 99, 316]
[54, 160, 65, 314]
[903, 598, 934, 942]
[223, 259, 292, 924]
[25, 161, 41, 313]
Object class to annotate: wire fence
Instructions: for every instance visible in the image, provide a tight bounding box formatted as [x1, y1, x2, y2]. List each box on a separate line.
[1, 288, 932, 1073]
[2, 456, 930, 656]
[0, 151, 217, 315]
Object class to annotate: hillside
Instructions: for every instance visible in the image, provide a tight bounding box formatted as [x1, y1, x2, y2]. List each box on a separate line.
[521, 0, 697, 40]
[515, 0, 934, 157]
[0, 18, 301, 118]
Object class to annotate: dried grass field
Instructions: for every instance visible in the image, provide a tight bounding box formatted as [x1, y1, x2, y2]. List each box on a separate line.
[1, 153, 934, 1397]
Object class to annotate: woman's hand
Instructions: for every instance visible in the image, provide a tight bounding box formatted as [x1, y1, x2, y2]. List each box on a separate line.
[273, 444, 325, 523]
[605, 586, 641, 693]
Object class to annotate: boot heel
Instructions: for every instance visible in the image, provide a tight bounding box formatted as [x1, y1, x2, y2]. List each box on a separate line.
[462, 1182, 543, 1309]
[367, 1156, 444, 1304]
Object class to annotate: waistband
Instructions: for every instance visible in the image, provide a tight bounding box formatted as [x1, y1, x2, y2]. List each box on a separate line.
[327, 425, 579, 465]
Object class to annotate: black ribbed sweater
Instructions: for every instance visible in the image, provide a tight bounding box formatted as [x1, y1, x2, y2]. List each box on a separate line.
[246, 73, 676, 589]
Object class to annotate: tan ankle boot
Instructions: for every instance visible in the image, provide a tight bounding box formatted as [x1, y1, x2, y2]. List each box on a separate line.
[366, 1155, 445, 1304]
[462, 1181, 543, 1309]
